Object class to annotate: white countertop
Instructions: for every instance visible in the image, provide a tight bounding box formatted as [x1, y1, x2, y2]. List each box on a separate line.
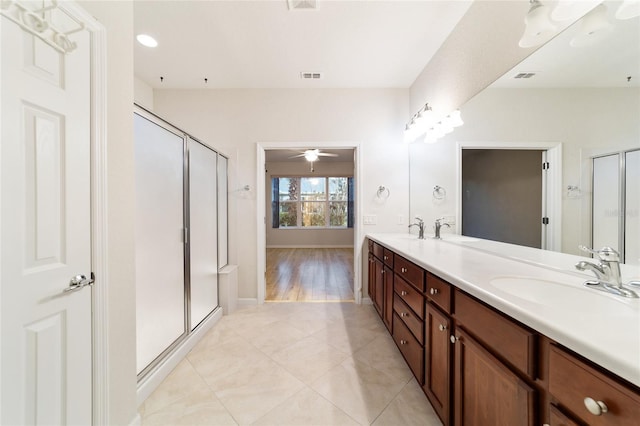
[367, 232, 640, 388]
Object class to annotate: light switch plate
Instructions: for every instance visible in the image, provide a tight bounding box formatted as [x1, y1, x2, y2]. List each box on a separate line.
[363, 215, 377, 225]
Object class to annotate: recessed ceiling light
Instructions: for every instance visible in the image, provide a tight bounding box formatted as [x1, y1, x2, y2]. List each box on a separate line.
[136, 34, 158, 48]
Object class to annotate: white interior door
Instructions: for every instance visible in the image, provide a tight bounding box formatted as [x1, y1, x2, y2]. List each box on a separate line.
[188, 139, 218, 329]
[1, 9, 92, 426]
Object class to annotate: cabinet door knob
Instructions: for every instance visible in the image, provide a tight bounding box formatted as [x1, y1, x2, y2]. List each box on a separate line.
[450, 335, 459, 344]
[438, 324, 447, 331]
[381, 270, 384, 274]
[384, 255, 388, 260]
[400, 312, 409, 318]
[401, 267, 407, 273]
[430, 288, 439, 295]
[584, 397, 608, 416]
[400, 339, 407, 345]
[400, 290, 407, 296]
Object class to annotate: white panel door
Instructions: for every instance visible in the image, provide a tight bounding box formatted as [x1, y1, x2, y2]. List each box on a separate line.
[593, 155, 620, 253]
[625, 150, 639, 265]
[134, 113, 186, 374]
[1, 9, 92, 426]
[189, 139, 218, 330]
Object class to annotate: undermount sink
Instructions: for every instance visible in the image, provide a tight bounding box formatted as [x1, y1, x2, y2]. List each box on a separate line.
[488, 275, 636, 312]
[439, 235, 480, 242]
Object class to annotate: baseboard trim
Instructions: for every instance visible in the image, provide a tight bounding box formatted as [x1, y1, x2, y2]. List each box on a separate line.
[136, 307, 223, 406]
[237, 298, 258, 307]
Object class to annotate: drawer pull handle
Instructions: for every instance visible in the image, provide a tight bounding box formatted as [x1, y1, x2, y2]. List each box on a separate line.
[430, 288, 439, 295]
[400, 339, 407, 345]
[400, 291, 407, 296]
[401, 267, 407, 273]
[438, 324, 447, 331]
[450, 335, 459, 344]
[400, 312, 409, 318]
[584, 397, 608, 416]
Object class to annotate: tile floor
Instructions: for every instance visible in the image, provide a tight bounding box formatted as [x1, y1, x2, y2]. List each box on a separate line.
[139, 302, 443, 426]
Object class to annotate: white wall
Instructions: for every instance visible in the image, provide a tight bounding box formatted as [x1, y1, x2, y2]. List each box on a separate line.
[134, 75, 154, 110]
[153, 89, 410, 300]
[266, 161, 354, 247]
[80, 1, 138, 425]
[409, 87, 640, 255]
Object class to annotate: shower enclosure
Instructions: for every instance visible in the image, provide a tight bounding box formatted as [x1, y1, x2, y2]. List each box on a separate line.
[134, 105, 228, 378]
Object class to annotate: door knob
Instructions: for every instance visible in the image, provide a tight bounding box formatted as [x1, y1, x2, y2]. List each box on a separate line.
[65, 273, 95, 293]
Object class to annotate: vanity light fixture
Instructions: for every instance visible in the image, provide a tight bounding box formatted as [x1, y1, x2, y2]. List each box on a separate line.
[570, 4, 612, 47]
[616, 0, 640, 20]
[404, 104, 463, 144]
[137, 34, 158, 48]
[519, 0, 557, 48]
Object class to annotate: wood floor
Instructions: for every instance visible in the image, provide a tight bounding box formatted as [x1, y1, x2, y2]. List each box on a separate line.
[266, 248, 354, 301]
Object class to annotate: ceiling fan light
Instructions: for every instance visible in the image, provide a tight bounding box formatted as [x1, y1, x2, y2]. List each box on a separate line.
[304, 150, 319, 162]
[519, 0, 557, 48]
[616, 0, 640, 20]
[447, 110, 464, 128]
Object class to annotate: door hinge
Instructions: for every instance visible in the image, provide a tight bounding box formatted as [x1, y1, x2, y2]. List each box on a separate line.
[542, 161, 550, 170]
[542, 217, 549, 225]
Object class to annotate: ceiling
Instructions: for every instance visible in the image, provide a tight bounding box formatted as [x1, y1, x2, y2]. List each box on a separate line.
[492, 0, 639, 88]
[133, 0, 473, 89]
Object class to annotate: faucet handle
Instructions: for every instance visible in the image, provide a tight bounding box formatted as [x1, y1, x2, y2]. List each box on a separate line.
[579, 245, 620, 262]
[414, 216, 424, 224]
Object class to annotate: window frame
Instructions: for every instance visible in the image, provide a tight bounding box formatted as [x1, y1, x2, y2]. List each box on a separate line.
[273, 175, 351, 229]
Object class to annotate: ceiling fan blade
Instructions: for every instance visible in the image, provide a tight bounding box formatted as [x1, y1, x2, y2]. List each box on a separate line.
[288, 153, 307, 158]
[317, 152, 338, 157]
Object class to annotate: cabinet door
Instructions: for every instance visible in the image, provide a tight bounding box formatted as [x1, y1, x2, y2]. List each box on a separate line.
[548, 405, 580, 426]
[453, 329, 535, 426]
[425, 304, 451, 425]
[383, 265, 394, 331]
[368, 253, 375, 303]
[373, 257, 384, 315]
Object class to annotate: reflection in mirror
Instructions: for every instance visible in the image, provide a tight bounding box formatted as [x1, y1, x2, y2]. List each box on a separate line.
[409, 0, 639, 264]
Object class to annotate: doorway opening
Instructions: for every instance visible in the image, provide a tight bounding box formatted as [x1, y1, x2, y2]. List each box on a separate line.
[257, 144, 361, 304]
[456, 142, 562, 252]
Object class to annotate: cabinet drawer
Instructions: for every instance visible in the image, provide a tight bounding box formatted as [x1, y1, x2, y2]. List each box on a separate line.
[549, 404, 581, 426]
[454, 290, 536, 379]
[392, 313, 424, 383]
[372, 241, 384, 260]
[549, 345, 640, 426]
[426, 273, 452, 314]
[393, 296, 424, 345]
[394, 255, 425, 292]
[395, 277, 425, 319]
[382, 248, 394, 267]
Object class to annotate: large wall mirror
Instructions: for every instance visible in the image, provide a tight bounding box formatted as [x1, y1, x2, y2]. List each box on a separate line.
[409, 0, 639, 264]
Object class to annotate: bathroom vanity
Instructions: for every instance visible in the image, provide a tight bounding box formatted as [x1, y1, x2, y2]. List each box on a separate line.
[367, 233, 640, 426]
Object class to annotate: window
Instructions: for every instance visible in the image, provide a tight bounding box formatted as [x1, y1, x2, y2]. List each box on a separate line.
[272, 177, 354, 228]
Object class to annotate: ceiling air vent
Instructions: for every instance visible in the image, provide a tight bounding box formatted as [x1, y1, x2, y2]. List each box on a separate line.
[513, 72, 537, 79]
[288, 0, 318, 10]
[300, 72, 323, 80]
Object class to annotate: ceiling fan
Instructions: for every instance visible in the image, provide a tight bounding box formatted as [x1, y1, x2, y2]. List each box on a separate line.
[289, 149, 338, 162]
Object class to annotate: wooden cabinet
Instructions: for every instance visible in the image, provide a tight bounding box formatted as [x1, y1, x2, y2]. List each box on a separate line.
[548, 345, 640, 426]
[367, 238, 640, 426]
[453, 328, 536, 426]
[424, 303, 451, 425]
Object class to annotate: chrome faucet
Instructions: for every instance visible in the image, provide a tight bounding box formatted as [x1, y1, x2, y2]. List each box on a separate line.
[575, 246, 638, 298]
[408, 217, 425, 239]
[434, 218, 450, 239]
